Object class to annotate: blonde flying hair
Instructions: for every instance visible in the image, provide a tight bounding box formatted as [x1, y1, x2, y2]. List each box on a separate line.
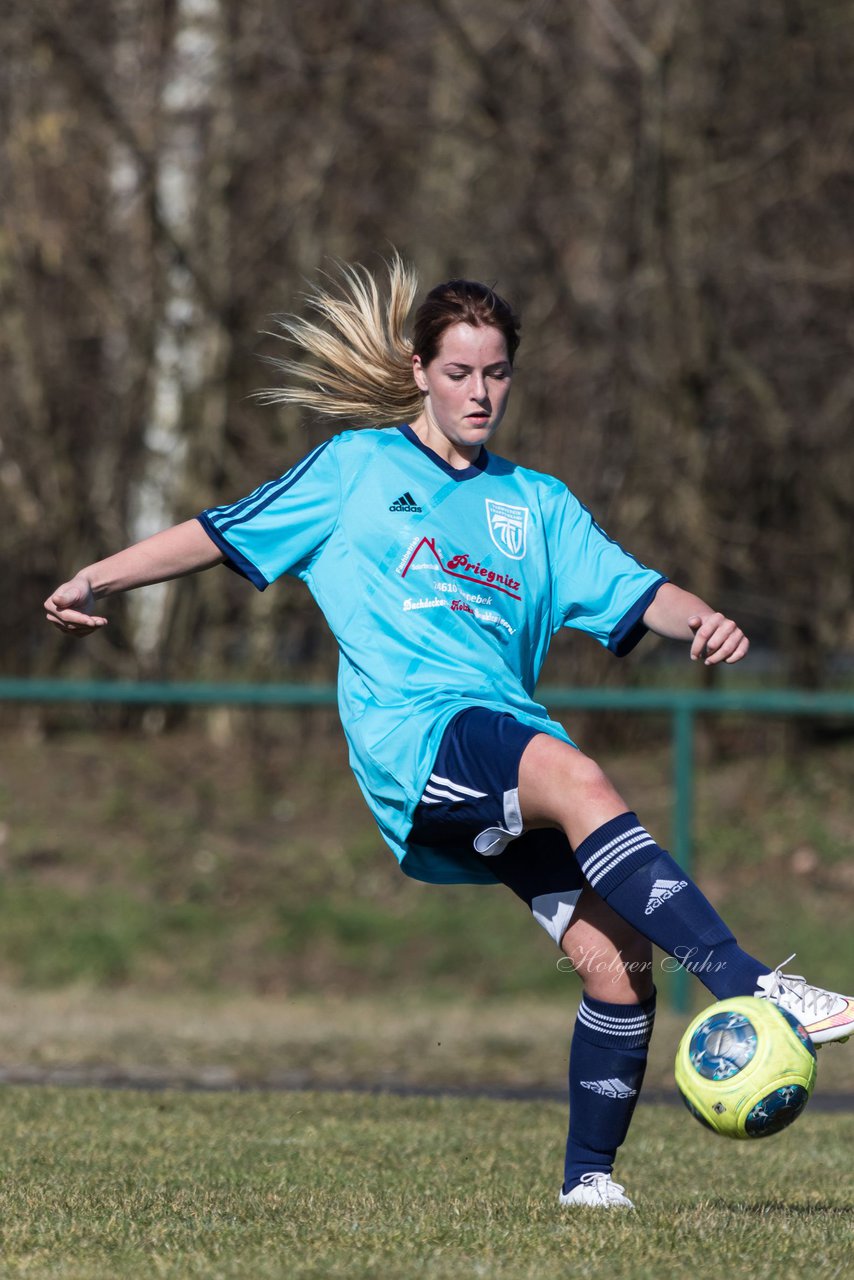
[258, 254, 521, 427]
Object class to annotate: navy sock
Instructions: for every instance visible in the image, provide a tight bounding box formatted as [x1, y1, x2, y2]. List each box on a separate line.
[575, 813, 768, 1000]
[564, 991, 656, 1193]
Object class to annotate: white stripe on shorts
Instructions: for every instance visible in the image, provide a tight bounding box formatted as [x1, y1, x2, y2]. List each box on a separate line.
[428, 773, 488, 799]
[423, 784, 473, 803]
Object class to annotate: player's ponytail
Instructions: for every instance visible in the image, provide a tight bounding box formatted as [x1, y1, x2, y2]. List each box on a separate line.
[258, 254, 521, 427]
[257, 255, 422, 426]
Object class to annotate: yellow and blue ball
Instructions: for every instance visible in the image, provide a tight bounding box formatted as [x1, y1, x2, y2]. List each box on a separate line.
[675, 996, 816, 1139]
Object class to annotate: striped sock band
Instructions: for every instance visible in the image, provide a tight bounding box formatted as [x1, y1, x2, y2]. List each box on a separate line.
[575, 812, 658, 896]
[577, 993, 657, 1050]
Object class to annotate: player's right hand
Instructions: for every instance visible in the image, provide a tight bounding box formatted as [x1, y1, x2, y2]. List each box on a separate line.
[44, 576, 107, 637]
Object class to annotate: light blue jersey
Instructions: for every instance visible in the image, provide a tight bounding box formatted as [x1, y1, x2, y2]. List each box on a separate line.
[198, 426, 666, 884]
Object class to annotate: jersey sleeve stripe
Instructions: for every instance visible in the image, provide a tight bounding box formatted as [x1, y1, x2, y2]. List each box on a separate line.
[195, 513, 270, 590]
[202, 446, 323, 521]
[209, 439, 332, 533]
[607, 576, 668, 656]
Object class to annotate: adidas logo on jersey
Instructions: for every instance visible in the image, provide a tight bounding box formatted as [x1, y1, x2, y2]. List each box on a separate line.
[580, 1077, 637, 1098]
[390, 491, 422, 512]
[644, 877, 688, 915]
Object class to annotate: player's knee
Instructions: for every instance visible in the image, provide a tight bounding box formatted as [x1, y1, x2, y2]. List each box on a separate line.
[561, 752, 617, 809]
[519, 736, 625, 834]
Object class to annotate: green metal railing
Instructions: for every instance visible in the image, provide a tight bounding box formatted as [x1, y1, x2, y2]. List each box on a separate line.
[3, 679, 853, 1010]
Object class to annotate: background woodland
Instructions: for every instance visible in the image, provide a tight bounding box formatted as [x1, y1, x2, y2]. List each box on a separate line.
[2, 0, 853, 690]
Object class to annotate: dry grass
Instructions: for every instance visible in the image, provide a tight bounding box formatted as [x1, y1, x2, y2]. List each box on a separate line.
[1, 986, 852, 1097]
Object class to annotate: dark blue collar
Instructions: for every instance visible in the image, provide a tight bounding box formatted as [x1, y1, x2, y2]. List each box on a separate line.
[398, 424, 489, 481]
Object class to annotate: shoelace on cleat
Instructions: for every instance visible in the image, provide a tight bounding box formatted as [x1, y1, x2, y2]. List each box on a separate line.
[766, 955, 839, 1017]
[579, 1172, 628, 1204]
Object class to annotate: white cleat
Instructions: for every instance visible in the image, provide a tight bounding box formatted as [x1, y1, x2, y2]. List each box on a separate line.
[559, 1172, 634, 1209]
[755, 956, 854, 1045]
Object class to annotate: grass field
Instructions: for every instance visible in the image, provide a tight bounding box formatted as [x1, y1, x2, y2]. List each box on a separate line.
[0, 987, 851, 1278]
[0, 718, 852, 1275]
[0, 1086, 851, 1279]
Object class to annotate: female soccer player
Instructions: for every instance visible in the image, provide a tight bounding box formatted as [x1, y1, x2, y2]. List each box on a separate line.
[45, 259, 854, 1209]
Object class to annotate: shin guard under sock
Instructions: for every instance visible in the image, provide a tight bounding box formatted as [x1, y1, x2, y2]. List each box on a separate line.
[575, 813, 767, 1000]
[564, 991, 656, 1193]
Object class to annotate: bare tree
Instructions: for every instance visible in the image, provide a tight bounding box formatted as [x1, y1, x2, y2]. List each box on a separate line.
[2, 0, 852, 692]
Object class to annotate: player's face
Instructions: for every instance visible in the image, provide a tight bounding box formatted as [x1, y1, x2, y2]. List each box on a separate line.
[411, 322, 513, 467]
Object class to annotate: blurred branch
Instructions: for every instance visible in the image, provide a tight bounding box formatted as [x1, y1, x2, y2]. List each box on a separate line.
[420, 0, 505, 124]
[744, 254, 854, 290]
[584, 0, 659, 75]
[33, 3, 224, 323]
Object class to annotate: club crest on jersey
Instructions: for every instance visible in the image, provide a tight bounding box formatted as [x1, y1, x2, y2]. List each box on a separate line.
[485, 500, 529, 560]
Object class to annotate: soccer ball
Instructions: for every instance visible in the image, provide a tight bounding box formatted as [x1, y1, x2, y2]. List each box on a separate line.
[675, 996, 816, 1139]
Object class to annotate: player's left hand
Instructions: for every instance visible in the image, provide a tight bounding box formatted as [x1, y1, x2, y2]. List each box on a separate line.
[44, 575, 107, 638]
[688, 613, 749, 665]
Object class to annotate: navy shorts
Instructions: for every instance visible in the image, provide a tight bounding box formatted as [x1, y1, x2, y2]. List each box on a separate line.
[409, 707, 586, 946]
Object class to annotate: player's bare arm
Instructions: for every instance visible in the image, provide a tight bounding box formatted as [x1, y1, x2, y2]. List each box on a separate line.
[643, 581, 749, 665]
[44, 519, 223, 638]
